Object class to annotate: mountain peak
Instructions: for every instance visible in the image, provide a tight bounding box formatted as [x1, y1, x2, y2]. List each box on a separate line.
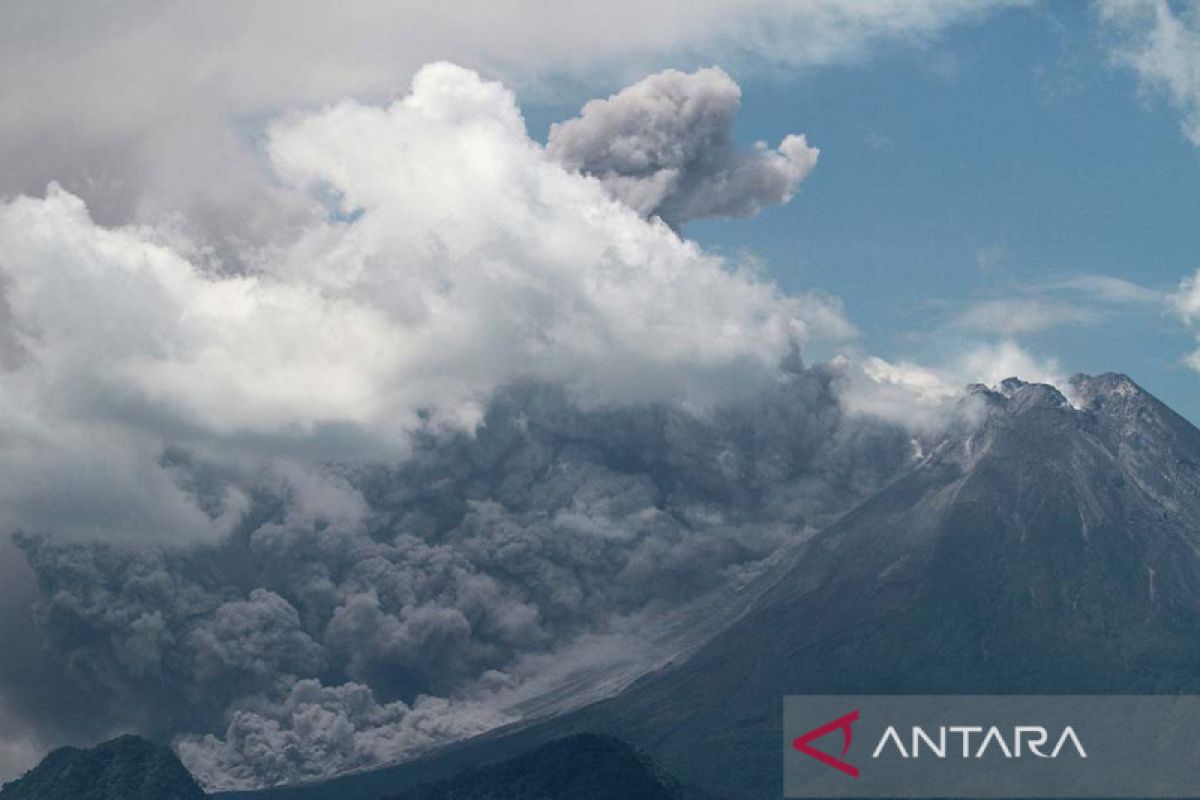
[950, 372, 1200, 499]
[996, 376, 1030, 396]
[964, 373, 1168, 428]
[964, 377, 1073, 422]
[1069, 371, 1151, 413]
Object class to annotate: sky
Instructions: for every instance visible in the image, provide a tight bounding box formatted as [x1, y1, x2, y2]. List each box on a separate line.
[523, 1, 1200, 421]
[3, 1, 1198, 417]
[1, 0, 1200, 790]
[744, 1, 1200, 419]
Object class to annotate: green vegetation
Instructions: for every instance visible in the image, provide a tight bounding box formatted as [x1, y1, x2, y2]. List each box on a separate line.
[0, 735, 203, 800]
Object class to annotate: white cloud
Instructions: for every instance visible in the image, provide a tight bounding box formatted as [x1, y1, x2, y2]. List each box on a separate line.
[1171, 268, 1200, 322]
[1041, 269, 1200, 374]
[836, 341, 1066, 430]
[1098, 0, 1200, 145]
[949, 297, 1099, 335]
[1049, 273, 1167, 306]
[955, 339, 1067, 387]
[262, 63, 847, 412]
[0, 63, 850, 544]
[0, 0, 1020, 245]
[947, 271, 1173, 340]
[1168, 267, 1200, 370]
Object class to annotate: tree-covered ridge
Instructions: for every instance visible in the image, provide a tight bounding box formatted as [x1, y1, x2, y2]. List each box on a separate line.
[0, 735, 204, 800]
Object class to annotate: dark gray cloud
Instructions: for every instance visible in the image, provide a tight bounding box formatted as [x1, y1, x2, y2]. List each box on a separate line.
[175, 679, 512, 789]
[547, 67, 818, 226]
[7, 371, 912, 789]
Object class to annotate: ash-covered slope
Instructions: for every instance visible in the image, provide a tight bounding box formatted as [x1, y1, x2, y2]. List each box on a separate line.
[574, 372, 1200, 798]
[242, 372, 1200, 800]
[676, 372, 1200, 695]
[386, 734, 687, 800]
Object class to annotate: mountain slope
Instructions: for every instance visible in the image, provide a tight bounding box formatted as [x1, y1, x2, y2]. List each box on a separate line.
[567, 373, 1200, 798]
[386, 734, 687, 800]
[0, 735, 204, 800]
[226, 373, 1200, 800]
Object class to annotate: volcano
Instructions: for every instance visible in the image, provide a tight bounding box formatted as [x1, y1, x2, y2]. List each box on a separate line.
[226, 373, 1200, 800]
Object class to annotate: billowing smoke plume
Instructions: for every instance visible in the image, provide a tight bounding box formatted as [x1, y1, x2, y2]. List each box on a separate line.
[0, 62, 851, 547]
[17, 377, 912, 789]
[0, 62, 905, 789]
[547, 67, 818, 226]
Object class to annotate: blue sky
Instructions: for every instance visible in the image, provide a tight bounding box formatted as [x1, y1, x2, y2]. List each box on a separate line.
[524, 2, 1200, 420]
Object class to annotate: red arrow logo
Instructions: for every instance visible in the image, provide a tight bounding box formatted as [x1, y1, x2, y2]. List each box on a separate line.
[792, 709, 860, 778]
